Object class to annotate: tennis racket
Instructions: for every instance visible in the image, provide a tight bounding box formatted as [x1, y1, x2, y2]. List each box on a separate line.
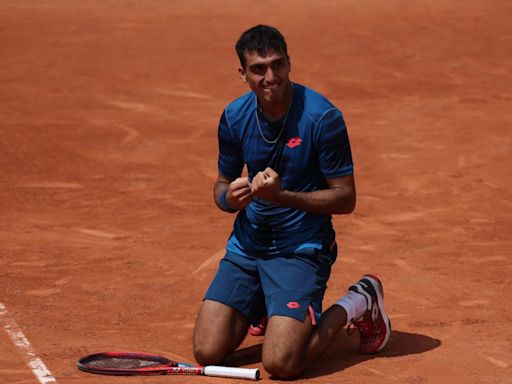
[77, 351, 260, 380]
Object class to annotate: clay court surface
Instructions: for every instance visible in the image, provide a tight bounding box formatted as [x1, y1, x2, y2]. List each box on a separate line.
[1, 1, 511, 383]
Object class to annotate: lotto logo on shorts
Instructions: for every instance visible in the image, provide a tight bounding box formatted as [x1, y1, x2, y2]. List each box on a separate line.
[287, 302, 300, 309]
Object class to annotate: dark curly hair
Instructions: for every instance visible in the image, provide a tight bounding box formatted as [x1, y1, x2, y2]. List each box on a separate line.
[235, 25, 289, 68]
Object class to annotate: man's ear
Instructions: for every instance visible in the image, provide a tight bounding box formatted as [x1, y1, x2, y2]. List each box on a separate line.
[238, 67, 247, 83]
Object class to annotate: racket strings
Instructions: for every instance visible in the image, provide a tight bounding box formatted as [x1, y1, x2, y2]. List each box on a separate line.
[87, 358, 164, 369]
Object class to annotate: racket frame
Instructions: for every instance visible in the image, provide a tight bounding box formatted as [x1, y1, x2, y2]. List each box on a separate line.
[77, 351, 199, 376]
[77, 351, 260, 380]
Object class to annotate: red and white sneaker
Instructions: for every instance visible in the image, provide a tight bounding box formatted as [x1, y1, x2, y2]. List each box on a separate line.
[248, 317, 267, 336]
[348, 274, 391, 354]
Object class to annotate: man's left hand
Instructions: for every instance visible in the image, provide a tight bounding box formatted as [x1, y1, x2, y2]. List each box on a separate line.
[251, 167, 282, 203]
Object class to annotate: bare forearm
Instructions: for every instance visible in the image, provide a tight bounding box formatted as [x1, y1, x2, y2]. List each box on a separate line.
[213, 181, 236, 213]
[274, 187, 356, 215]
[251, 169, 356, 215]
[214, 180, 229, 206]
[214, 175, 253, 212]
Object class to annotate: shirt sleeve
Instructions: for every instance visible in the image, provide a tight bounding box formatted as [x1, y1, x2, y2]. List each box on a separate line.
[218, 109, 244, 179]
[314, 108, 354, 179]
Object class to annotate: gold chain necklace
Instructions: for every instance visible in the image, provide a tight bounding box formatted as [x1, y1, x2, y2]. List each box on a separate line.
[255, 84, 294, 144]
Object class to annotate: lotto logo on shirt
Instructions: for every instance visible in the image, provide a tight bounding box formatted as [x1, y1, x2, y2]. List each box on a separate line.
[287, 137, 302, 148]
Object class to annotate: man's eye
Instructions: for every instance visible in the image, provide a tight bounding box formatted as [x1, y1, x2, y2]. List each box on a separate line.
[252, 65, 265, 74]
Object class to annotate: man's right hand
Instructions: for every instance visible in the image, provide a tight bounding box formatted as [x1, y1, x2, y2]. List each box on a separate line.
[226, 177, 253, 210]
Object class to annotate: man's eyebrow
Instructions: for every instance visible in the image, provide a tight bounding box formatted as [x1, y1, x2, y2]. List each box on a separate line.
[248, 63, 265, 72]
[249, 58, 284, 68]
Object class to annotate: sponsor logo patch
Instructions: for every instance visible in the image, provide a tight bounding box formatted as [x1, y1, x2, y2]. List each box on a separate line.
[287, 301, 301, 309]
[286, 137, 302, 148]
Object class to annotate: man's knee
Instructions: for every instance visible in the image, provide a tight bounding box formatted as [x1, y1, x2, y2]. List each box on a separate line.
[262, 350, 303, 379]
[193, 300, 250, 366]
[193, 339, 224, 366]
[261, 316, 313, 378]
[193, 312, 229, 366]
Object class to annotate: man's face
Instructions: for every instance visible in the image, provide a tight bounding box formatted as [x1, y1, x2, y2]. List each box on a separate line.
[239, 49, 291, 106]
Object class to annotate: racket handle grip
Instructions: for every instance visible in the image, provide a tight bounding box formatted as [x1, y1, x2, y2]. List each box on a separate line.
[203, 365, 260, 380]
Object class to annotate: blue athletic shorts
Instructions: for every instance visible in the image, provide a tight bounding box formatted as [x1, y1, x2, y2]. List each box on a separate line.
[204, 243, 338, 326]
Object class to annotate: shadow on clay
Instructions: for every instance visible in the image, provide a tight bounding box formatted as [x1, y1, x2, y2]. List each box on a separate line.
[222, 330, 441, 379]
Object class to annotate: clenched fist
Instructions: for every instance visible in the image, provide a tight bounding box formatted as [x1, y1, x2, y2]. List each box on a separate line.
[251, 167, 282, 203]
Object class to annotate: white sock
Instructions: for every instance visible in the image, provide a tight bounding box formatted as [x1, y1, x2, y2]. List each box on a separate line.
[335, 290, 368, 322]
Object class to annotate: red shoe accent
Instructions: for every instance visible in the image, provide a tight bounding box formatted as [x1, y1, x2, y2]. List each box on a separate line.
[248, 317, 267, 336]
[348, 274, 391, 354]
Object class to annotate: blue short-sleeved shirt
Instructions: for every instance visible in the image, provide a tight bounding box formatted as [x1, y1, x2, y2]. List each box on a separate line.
[218, 83, 353, 256]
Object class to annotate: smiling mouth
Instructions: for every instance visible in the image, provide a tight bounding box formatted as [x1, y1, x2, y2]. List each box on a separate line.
[263, 83, 281, 91]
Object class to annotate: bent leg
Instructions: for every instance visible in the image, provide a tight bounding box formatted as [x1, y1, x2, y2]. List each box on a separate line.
[262, 305, 348, 379]
[193, 300, 250, 366]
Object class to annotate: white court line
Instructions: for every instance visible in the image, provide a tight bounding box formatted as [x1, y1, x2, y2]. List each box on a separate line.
[192, 249, 225, 275]
[0, 302, 56, 383]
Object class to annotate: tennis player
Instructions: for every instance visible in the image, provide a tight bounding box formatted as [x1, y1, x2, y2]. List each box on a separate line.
[193, 25, 391, 379]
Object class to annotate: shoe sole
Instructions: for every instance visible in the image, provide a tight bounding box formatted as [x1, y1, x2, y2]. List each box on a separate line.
[248, 326, 265, 336]
[362, 274, 392, 353]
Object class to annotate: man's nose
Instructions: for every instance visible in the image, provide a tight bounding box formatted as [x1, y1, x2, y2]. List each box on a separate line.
[264, 67, 277, 83]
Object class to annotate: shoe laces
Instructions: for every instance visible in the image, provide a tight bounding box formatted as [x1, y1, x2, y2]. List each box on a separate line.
[347, 321, 357, 336]
[347, 311, 374, 336]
